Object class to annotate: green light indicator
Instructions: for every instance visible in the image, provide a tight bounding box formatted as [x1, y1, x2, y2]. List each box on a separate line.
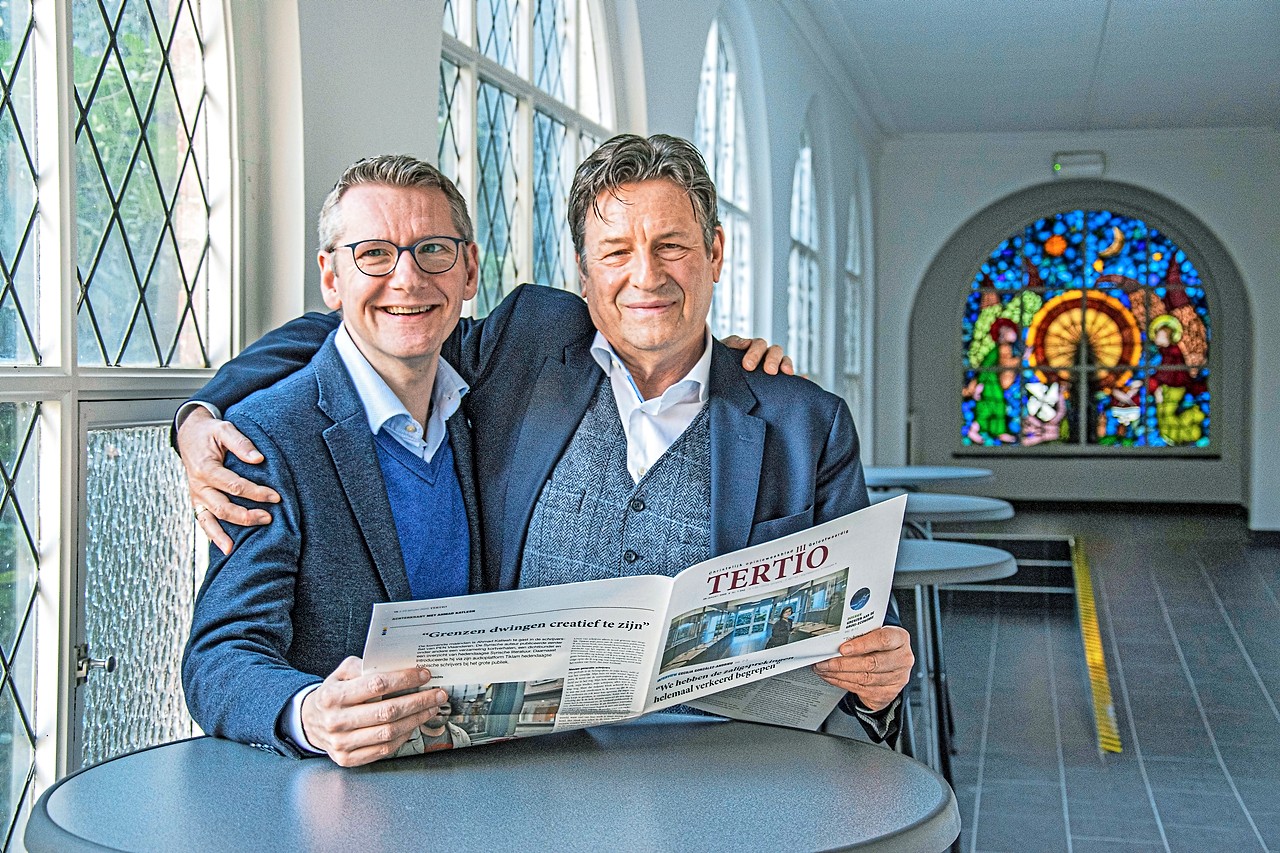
[1053, 162, 1062, 172]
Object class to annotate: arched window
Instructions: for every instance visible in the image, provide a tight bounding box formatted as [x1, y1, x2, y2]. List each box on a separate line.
[842, 193, 864, 411]
[2, 0, 232, 827]
[693, 19, 751, 338]
[788, 131, 820, 375]
[961, 210, 1211, 449]
[439, 0, 614, 315]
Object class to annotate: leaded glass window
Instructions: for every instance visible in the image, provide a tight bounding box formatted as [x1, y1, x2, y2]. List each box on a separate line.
[0, 401, 38, 846]
[1, 2, 38, 366]
[788, 131, 820, 376]
[74, 0, 214, 366]
[440, 0, 613, 314]
[0, 0, 230, 836]
[694, 19, 751, 338]
[961, 210, 1211, 448]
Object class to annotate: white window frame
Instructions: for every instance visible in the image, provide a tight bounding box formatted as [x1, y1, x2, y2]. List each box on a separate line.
[694, 17, 753, 339]
[440, 0, 616, 311]
[843, 191, 866, 424]
[788, 130, 821, 377]
[0, 0, 235, 821]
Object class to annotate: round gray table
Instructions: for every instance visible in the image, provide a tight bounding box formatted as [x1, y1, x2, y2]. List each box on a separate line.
[892, 541, 1017, 785]
[864, 465, 993, 491]
[28, 715, 961, 853]
[871, 492, 1014, 538]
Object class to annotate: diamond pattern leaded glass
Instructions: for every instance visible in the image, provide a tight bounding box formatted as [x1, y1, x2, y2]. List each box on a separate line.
[82, 425, 199, 767]
[73, 0, 212, 367]
[446, 0, 611, 312]
[477, 0, 520, 74]
[533, 110, 571, 289]
[438, 58, 465, 194]
[443, 0, 460, 39]
[475, 79, 520, 314]
[0, 1, 39, 365]
[0, 401, 39, 849]
[533, 0, 572, 104]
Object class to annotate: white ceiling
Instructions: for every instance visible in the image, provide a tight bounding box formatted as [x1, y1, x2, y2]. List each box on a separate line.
[797, 0, 1280, 135]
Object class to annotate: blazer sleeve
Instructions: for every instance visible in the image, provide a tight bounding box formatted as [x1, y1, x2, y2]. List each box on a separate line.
[813, 401, 871, 524]
[181, 415, 321, 759]
[189, 312, 340, 416]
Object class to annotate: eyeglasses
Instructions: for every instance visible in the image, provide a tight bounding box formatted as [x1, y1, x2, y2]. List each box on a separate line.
[339, 236, 468, 276]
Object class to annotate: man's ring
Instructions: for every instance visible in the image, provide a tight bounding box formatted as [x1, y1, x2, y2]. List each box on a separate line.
[194, 504, 209, 519]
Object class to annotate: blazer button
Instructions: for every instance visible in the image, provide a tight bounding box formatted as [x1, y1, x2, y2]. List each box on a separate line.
[623, 549, 639, 563]
[630, 497, 645, 512]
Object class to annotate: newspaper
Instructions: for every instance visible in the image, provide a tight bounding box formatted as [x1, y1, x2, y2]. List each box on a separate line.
[362, 495, 906, 754]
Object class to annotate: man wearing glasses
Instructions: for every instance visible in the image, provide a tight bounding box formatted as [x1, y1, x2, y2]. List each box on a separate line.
[181, 154, 786, 766]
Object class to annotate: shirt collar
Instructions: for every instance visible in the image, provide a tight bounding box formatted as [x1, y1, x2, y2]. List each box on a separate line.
[334, 325, 469, 435]
[589, 328, 712, 408]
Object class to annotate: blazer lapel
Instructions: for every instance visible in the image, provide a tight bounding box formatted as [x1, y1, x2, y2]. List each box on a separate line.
[446, 413, 485, 595]
[499, 341, 601, 590]
[708, 343, 764, 557]
[314, 344, 411, 602]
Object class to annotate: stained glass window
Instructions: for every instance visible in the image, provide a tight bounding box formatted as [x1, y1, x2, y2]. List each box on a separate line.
[694, 20, 751, 338]
[440, 0, 613, 314]
[961, 210, 1211, 448]
[788, 131, 820, 376]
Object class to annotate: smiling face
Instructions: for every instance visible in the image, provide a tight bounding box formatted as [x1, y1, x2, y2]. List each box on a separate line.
[318, 184, 478, 387]
[578, 179, 723, 388]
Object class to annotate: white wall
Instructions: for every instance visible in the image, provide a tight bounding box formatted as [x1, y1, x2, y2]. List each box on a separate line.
[633, 1, 882, 450]
[876, 127, 1280, 530]
[226, 1, 306, 343]
[294, 0, 445, 310]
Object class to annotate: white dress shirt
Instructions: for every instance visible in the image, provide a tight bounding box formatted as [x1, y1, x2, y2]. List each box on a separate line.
[589, 329, 712, 483]
[284, 325, 469, 753]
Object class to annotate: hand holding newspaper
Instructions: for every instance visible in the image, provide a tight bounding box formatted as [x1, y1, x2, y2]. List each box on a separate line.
[362, 495, 906, 754]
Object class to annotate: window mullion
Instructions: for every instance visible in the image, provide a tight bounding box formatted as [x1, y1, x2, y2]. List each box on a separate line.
[33, 0, 75, 373]
[30, 0, 76, 797]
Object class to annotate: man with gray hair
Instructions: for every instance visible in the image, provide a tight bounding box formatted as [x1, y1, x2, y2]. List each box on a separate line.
[181, 135, 911, 743]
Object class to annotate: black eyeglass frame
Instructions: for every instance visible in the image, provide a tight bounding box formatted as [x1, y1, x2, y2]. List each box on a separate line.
[338, 235, 470, 276]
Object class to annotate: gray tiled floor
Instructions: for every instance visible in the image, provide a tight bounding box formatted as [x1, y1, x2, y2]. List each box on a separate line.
[933, 505, 1280, 853]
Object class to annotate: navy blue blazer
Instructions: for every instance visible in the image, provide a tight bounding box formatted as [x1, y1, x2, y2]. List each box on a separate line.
[195, 285, 873, 588]
[181, 335, 483, 758]
[190, 287, 896, 736]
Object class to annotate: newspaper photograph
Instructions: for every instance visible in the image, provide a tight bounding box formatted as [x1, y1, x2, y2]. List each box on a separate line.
[363, 495, 906, 753]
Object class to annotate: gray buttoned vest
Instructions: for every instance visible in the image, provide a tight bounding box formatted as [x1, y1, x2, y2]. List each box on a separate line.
[520, 378, 713, 587]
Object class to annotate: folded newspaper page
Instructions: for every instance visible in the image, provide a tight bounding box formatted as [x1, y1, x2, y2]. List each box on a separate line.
[362, 495, 905, 755]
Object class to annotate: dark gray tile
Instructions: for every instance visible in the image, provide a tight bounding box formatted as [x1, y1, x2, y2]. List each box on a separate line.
[1251, 809, 1280, 850]
[1141, 758, 1235, 795]
[1070, 839, 1168, 853]
[1068, 800, 1165, 843]
[1163, 822, 1267, 853]
[1151, 789, 1251, 831]
[980, 749, 1064, 784]
[938, 509, 1280, 852]
[974, 781, 1068, 852]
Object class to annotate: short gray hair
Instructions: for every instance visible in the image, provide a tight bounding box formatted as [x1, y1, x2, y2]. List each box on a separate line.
[568, 134, 719, 272]
[317, 154, 473, 252]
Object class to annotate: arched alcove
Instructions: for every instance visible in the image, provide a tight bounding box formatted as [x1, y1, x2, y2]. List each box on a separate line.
[908, 180, 1251, 505]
